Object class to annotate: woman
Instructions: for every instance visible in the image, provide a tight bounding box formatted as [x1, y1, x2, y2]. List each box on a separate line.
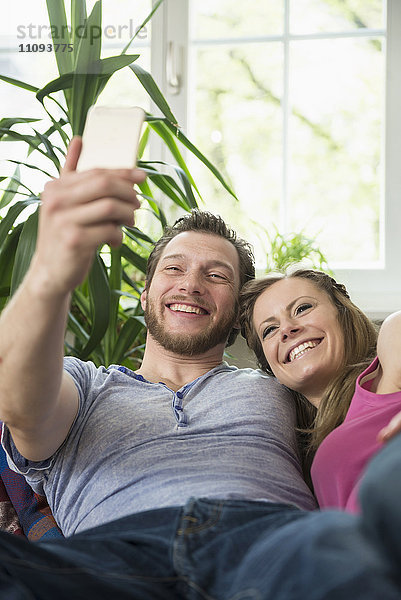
[239, 269, 401, 512]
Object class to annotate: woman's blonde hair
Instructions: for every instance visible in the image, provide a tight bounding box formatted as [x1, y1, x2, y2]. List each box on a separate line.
[239, 269, 378, 465]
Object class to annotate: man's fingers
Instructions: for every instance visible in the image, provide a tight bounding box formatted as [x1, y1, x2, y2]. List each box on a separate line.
[62, 137, 83, 174]
[66, 198, 137, 229]
[377, 411, 401, 442]
[43, 171, 142, 209]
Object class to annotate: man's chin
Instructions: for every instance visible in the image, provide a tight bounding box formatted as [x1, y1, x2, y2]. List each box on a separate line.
[153, 332, 225, 356]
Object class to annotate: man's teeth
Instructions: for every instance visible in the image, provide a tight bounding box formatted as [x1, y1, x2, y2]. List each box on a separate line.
[169, 303, 207, 315]
[289, 341, 319, 362]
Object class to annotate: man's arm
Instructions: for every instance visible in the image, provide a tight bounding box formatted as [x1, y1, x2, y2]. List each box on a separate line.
[0, 137, 145, 461]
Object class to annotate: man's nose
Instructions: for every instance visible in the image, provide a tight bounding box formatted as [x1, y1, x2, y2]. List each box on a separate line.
[178, 271, 204, 295]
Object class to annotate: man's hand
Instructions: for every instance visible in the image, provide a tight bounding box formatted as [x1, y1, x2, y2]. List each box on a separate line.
[34, 136, 146, 297]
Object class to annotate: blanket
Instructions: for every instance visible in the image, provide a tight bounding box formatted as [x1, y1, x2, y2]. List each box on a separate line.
[0, 423, 63, 541]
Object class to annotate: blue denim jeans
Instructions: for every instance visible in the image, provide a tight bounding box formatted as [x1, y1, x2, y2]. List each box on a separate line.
[1, 496, 400, 600]
[359, 430, 401, 571]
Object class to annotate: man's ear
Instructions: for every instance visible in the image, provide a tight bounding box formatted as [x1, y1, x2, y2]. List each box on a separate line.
[140, 288, 147, 311]
[233, 309, 240, 331]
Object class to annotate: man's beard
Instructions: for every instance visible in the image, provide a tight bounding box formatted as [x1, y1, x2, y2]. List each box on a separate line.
[144, 297, 238, 356]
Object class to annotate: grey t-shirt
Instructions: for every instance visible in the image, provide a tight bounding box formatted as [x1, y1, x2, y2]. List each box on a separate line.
[2, 358, 317, 536]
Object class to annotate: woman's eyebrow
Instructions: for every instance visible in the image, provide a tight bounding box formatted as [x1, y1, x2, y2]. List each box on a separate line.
[257, 295, 316, 329]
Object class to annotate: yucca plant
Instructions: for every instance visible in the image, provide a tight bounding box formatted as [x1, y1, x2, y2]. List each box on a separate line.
[263, 227, 332, 274]
[0, 0, 236, 368]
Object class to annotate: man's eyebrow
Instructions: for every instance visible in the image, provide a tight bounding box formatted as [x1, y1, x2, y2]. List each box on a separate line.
[159, 253, 185, 263]
[160, 254, 235, 275]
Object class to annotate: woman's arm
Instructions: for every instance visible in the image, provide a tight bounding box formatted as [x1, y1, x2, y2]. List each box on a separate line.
[375, 310, 401, 441]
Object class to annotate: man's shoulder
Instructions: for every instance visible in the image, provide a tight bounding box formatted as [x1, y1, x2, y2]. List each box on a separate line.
[212, 363, 287, 391]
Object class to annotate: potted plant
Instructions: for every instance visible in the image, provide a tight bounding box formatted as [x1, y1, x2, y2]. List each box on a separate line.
[0, 0, 236, 368]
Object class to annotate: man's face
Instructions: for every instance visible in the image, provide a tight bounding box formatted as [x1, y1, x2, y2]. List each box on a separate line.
[141, 231, 241, 356]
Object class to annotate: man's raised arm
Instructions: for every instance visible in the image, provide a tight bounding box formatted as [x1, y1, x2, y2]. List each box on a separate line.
[0, 138, 145, 461]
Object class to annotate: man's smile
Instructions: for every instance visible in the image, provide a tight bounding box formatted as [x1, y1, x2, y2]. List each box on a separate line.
[167, 302, 209, 316]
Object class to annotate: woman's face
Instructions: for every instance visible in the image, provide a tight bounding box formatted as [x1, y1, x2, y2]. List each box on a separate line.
[252, 277, 345, 407]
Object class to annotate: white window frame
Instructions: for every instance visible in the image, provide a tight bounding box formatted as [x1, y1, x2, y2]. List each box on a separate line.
[152, 0, 401, 318]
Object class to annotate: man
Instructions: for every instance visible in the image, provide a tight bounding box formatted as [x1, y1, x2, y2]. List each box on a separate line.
[0, 138, 399, 599]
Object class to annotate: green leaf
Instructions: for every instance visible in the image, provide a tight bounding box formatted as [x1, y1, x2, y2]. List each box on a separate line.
[0, 166, 21, 210]
[8, 160, 57, 180]
[122, 0, 164, 54]
[10, 209, 39, 296]
[0, 117, 40, 129]
[36, 74, 74, 104]
[94, 54, 140, 95]
[32, 129, 61, 170]
[147, 171, 190, 210]
[147, 120, 199, 194]
[120, 244, 148, 274]
[0, 129, 60, 165]
[0, 224, 23, 309]
[0, 199, 39, 250]
[124, 226, 155, 245]
[137, 124, 150, 159]
[70, 0, 102, 135]
[111, 316, 145, 364]
[71, 0, 87, 66]
[159, 118, 238, 200]
[46, 0, 74, 83]
[130, 64, 178, 125]
[140, 160, 198, 210]
[0, 75, 39, 93]
[103, 246, 123, 364]
[79, 252, 111, 360]
[36, 54, 139, 103]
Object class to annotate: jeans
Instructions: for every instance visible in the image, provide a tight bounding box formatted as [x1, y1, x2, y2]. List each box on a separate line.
[359, 430, 401, 571]
[0, 495, 400, 600]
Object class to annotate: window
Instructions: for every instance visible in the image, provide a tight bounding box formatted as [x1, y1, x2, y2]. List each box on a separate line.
[2, 1, 400, 316]
[1, 1, 152, 192]
[157, 0, 401, 317]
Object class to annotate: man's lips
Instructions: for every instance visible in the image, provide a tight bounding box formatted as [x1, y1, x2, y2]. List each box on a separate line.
[285, 339, 322, 363]
[166, 302, 210, 316]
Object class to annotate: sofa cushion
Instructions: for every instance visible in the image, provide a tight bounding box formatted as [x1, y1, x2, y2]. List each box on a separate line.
[0, 423, 62, 540]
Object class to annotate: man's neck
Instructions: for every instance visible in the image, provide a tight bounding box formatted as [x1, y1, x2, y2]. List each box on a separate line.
[135, 335, 226, 391]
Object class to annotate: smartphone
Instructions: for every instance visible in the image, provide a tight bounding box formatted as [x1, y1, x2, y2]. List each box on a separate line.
[77, 106, 145, 171]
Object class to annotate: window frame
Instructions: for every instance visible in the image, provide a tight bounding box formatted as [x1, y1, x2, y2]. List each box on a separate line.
[156, 0, 401, 318]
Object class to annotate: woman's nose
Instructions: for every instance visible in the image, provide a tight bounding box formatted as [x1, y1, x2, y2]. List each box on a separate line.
[281, 322, 301, 341]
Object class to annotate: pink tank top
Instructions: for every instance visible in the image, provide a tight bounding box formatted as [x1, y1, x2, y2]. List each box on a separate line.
[311, 358, 401, 512]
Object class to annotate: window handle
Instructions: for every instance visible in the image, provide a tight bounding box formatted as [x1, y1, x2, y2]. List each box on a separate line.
[166, 41, 182, 95]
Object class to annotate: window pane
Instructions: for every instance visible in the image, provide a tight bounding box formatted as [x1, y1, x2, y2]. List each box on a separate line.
[288, 37, 384, 263]
[188, 1, 385, 269]
[189, 43, 283, 248]
[191, 0, 284, 39]
[1, 1, 152, 195]
[290, 0, 385, 35]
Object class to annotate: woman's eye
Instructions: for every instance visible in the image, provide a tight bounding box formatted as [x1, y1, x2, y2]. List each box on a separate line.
[209, 273, 225, 280]
[295, 303, 312, 315]
[262, 325, 276, 340]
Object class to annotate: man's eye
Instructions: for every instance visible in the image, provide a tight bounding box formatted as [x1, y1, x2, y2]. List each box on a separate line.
[208, 273, 225, 280]
[165, 266, 181, 272]
[295, 303, 312, 315]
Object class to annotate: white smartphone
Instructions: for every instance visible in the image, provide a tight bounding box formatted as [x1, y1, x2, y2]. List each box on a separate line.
[77, 106, 145, 171]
